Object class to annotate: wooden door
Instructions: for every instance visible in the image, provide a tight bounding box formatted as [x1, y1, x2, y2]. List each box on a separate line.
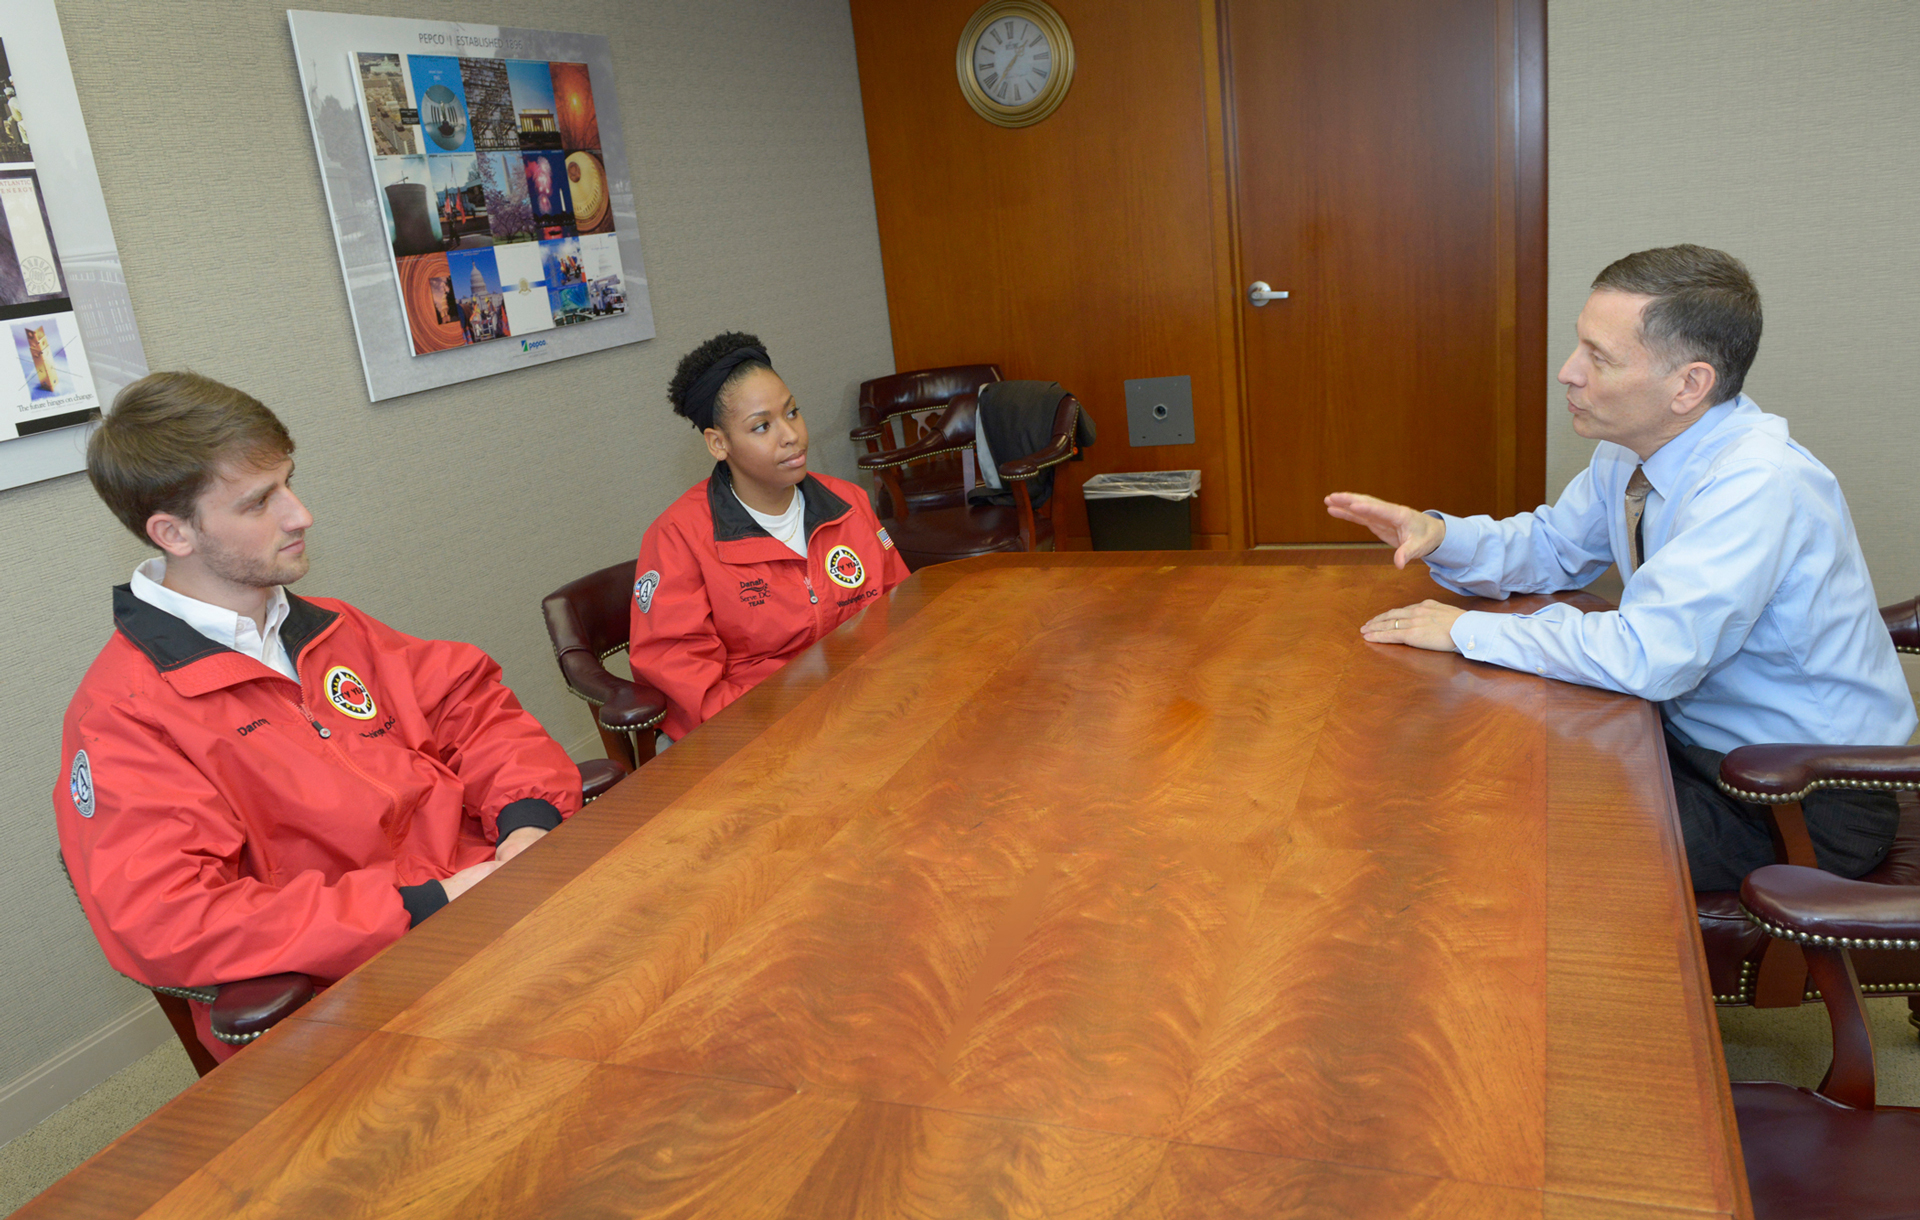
[1226, 0, 1544, 544]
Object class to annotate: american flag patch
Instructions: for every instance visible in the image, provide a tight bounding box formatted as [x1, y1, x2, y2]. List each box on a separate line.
[877, 526, 894, 550]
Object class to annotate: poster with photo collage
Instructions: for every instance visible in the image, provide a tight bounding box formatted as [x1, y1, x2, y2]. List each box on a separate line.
[290, 12, 652, 402]
[354, 50, 625, 356]
[0, 34, 99, 442]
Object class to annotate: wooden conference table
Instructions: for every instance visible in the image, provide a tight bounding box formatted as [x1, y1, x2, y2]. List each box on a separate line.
[30, 553, 1749, 1219]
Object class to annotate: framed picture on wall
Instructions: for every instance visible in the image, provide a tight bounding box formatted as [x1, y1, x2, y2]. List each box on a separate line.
[0, 0, 148, 493]
[289, 12, 655, 403]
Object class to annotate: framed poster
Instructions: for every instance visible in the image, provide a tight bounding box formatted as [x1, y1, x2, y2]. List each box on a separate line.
[0, 0, 147, 493]
[289, 12, 655, 403]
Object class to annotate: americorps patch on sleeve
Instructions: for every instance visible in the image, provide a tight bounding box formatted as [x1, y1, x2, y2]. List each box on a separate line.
[635, 570, 661, 614]
[69, 749, 95, 817]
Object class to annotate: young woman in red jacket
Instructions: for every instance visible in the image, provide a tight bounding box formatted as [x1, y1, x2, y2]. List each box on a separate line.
[630, 332, 910, 741]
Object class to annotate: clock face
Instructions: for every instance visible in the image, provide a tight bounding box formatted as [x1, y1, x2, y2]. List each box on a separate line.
[971, 15, 1054, 108]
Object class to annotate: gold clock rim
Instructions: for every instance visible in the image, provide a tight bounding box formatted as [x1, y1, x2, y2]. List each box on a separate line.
[955, 0, 1076, 129]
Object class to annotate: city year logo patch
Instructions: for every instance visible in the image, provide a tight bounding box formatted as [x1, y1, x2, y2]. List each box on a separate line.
[825, 545, 865, 590]
[324, 666, 378, 720]
[69, 750, 95, 818]
[635, 569, 661, 614]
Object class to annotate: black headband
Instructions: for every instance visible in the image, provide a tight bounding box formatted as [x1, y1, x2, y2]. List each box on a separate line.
[684, 345, 771, 430]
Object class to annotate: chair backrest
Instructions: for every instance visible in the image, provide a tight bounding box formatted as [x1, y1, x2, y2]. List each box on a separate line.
[857, 364, 1003, 433]
[542, 559, 637, 664]
[1883, 595, 1919, 653]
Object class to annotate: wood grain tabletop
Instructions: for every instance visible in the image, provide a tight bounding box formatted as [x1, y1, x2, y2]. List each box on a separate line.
[25, 551, 1748, 1220]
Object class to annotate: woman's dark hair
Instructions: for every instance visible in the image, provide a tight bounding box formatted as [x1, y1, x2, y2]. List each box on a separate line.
[668, 331, 772, 431]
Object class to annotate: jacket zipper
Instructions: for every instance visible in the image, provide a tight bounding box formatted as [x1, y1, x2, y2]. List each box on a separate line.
[283, 695, 332, 739]
[803, 573, 818, 605]
[277, 672, 403, 812]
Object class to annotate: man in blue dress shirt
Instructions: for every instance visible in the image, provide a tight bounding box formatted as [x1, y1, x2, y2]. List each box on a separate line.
[1325, 244, 1915, 891]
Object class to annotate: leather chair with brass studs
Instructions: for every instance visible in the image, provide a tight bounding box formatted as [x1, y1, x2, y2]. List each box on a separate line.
[1695, 595, 1920, 1035]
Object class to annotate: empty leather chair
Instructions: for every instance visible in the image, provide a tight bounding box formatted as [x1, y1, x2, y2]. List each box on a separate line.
[857, 385, 1091, 571]
[1733, 862, 1920, 1218]
[851, 364, 1002, 516]
[542, 561, 671, 770]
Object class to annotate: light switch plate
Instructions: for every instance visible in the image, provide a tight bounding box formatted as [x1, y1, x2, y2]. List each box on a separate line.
[1124, 375, 1194, 446]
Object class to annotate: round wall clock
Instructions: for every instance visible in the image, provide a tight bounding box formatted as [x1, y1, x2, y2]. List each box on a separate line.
[956, 1, 1076, 129]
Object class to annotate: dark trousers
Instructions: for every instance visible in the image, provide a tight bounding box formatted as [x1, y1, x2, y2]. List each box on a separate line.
[1665, 726, 1899, 892]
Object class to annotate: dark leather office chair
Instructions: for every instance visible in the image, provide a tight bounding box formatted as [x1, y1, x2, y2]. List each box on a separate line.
[851, 364, 1002, 516]
[115, 757, 627, 1075]
[1733, 863, 1920, 1219]
[1696, 595, 1920, 1031]
[856, 388, 1088, 571]
[542, 561, 671, 770]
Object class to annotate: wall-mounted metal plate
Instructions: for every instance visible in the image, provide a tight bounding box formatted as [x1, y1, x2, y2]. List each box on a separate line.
[1124, 375, 1194, 446]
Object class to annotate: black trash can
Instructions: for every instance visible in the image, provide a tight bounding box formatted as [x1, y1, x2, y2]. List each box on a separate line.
[1082, 471, 1201, 551]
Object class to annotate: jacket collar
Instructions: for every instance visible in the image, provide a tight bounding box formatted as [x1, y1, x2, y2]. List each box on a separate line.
[706, 461, 852, 557]
[112, 584, 339, 695]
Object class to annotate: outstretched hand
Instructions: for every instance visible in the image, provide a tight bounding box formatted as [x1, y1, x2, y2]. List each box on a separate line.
[1359, 600, 1465, 653]
[1324, 492, 1446, 568]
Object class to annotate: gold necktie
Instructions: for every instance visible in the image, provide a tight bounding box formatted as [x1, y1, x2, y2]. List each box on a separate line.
[1624, 465, 1652, 572]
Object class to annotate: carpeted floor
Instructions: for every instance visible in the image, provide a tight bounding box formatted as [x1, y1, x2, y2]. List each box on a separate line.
[0, 1041, 196, 1217]
[3, 1003, 1916, 1216]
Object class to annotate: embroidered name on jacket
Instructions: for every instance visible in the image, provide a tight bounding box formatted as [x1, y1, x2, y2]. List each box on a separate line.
[738, 577, 772, 607]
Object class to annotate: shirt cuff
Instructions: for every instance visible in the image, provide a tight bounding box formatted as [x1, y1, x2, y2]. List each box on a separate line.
[1423, 511, 1476, 569]
[495, 797, 563, 843]
[399, 880, 447, 927]
[1450, 608, 1552, 677]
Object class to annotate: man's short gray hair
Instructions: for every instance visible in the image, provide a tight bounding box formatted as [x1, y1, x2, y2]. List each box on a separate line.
[1592, 244, 1762, 404]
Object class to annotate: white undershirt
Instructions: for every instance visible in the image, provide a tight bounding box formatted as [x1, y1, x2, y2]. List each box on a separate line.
[129, 557, 298, 682]
[733, 486, 808, 557]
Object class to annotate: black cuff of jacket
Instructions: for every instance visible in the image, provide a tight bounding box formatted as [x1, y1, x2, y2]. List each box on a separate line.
[399, 880, 447, 927]
[495, 797, 563, 843]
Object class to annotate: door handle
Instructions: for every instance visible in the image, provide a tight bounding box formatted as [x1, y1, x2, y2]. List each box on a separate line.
[1247, 281, 1289, 307]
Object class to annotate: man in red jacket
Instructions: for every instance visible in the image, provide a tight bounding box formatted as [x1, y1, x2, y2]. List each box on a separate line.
[57, 371, 581, 1060]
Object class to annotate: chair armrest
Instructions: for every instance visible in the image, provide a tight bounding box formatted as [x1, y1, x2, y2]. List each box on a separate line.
[849, 421, 889, 443]
[1741, 864, 1920, 948]
[557, 646, 667, 731]
[577, 758, 627, 801]
[210, 972, 314, 1045]
[1718, 743, 1920, 803]
[1885, 595, 1920, 652]
[858, 391, 978, 472]
[997, 396, 1083, 480]
[999, 432, 1076, 480]
[598, 680, 668, 732]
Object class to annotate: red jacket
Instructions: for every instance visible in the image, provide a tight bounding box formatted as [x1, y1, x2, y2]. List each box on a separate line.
[57, 587, 580, 1058]
[630, 465, 910, 740]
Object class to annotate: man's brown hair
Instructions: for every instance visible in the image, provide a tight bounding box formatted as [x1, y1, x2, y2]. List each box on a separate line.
[86, 372, 293, 544]
[1591, 244, 1763, 404]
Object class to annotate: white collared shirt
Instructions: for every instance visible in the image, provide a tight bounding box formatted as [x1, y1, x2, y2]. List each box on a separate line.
[129, 557, 298, 682]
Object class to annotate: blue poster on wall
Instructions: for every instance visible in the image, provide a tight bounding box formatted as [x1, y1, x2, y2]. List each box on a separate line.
[288, 11, 654, 402]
